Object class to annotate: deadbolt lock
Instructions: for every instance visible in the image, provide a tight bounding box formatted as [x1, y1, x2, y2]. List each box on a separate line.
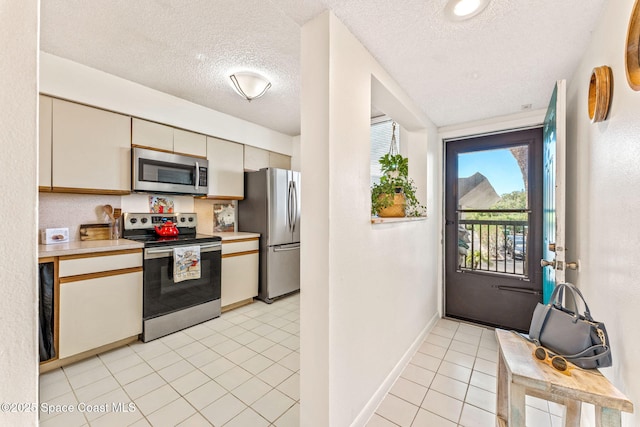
[548, 243, 556, 252]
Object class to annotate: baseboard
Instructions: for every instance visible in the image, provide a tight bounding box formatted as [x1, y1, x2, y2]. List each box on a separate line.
[351, 311, 441, 427]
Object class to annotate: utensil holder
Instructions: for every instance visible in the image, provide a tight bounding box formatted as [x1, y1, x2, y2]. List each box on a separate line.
[110, 219, 120, 240]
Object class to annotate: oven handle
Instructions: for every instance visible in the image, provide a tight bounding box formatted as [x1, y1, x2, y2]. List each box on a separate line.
[145, 243, 221, 255]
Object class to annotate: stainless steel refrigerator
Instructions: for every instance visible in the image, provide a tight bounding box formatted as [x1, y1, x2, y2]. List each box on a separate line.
[239, 168, 300, 303]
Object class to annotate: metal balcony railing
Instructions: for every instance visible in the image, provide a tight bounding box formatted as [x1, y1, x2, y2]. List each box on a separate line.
[457, 218, 529, 277]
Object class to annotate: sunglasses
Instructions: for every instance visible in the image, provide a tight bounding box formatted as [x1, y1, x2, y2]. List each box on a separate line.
[533, 346, 573, 375]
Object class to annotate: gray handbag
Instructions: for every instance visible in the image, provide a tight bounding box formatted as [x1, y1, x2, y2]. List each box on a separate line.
[529, 282, 612, 369]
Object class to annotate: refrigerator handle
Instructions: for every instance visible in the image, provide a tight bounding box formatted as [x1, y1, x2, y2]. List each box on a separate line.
[274, 243, 301, 252]
[292, 180, 298, 233]
[287, 180, 294, 231]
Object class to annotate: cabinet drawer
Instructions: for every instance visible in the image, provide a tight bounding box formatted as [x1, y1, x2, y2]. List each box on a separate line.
[59, 250, 142, 277]
[222, 239, 259, 255]
[59, 271, 142, 358]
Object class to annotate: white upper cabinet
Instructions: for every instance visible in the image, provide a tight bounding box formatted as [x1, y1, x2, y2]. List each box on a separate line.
[269, 152, 291, 169]
[244, 145, 270, 171]
[207, 137, 244, 199]
[244, 145, 291, 171]
[132, 118, 206, 157]
[174, 128, 206, 157]
[52, 99, 131, 193]
[39, 95, 53, 190]
[131, 118, 173, 152]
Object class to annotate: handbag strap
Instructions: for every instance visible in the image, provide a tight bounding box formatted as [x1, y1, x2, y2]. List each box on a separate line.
[550, 282, 594, 321]
[513, 330, 611, 365]
[567, 284, 594, 321]
[558, 344, 611, 363]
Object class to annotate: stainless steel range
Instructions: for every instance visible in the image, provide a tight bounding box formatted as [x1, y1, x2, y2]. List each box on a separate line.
[122, 213, 222, 342]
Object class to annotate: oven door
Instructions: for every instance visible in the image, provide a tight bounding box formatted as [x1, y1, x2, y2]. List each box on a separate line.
[143, 242, 221, 319]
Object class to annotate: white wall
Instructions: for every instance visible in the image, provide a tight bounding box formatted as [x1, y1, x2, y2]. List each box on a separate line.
[291, 135, 301, 172]
[40, 53, 293, 155]
[565, 1, 640, 425]
[300, 12, 441, 426]
[0, 0, 39, 425]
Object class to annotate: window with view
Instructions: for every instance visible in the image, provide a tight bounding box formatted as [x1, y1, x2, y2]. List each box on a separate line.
[370, 118, 398, 186]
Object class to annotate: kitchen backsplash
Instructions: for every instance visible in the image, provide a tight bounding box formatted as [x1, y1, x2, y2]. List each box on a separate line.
[39, 193, 236, 241]
[39, 193, 122, 242]
[193, 198, 237, 235]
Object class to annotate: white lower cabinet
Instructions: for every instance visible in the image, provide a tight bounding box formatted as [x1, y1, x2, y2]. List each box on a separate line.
[221, 239, 259, 308]
[58, 250, 143, 359]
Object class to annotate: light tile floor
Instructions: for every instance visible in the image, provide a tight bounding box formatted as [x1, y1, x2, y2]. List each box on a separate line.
[40, 296, 561, 427]
[39, 294, 301, 427]
[367, 318, 564, 427]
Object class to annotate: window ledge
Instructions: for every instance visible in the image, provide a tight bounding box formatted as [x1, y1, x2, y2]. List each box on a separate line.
[371, 216, 427, 224]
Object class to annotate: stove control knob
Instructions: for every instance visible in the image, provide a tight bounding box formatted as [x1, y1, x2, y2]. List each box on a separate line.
[188, 217, 194, 222]
[141, 218, 148, 224]
[180, 217, 186, 223]
[130, 218, 138, 224]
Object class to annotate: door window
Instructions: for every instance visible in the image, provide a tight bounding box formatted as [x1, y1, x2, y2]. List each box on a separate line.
[457, 145, 530, 276]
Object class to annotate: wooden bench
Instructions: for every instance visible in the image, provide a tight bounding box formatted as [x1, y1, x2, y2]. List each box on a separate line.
[495, 329, 633, 427]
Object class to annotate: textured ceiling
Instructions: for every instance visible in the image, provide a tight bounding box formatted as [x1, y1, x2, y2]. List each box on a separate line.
[40, 0, 606, 136]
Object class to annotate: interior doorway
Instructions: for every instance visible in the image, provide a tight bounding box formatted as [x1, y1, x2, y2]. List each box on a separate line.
[444, 128, 543, 331]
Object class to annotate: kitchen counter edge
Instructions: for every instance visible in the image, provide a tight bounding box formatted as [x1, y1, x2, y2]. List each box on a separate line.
[39, 239, 145, 258]
[213, 232, 260, 242]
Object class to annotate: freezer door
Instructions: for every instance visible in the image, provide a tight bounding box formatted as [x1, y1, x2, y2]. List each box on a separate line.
[265, 243, 300, 301]
[268, 168, 293, 246]
[290, 171, 301, 243]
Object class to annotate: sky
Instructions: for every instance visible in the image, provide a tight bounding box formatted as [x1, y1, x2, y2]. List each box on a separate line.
[458, 148, 525, 196]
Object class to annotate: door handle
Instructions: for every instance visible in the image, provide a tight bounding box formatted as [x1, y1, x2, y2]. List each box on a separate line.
[540, 259, 556, 268]
[566, 261, 579, 270]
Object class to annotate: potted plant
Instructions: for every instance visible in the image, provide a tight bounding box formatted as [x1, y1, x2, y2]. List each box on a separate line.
[371, 151, 426, 217]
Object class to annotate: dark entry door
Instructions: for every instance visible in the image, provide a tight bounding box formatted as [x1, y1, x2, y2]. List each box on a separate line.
[445, 128, 543, 331]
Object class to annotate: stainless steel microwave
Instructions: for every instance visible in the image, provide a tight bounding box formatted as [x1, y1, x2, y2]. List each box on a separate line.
[132, 147, 208, 195]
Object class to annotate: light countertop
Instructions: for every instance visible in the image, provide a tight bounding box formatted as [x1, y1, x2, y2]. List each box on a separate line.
[38, 232, 260, 258]
[212, 232, 260, 242]
[38, 239, 144, 258]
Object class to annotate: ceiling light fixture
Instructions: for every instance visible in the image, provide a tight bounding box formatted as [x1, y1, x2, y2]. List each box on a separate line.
[444, 0, 490, 21]
[229, 72, 272, 102]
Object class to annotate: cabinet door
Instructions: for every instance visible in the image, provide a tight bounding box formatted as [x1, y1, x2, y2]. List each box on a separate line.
[221, 253, 259, 307]
[244, 145, 270, 171]
[269, 152, 291, 169]
[52, 99, 131, 193]
[59, 271, 142, 358]
[207, 137, 244, 199]
[174, 128, 206, 157]
[132, 117, 173, 152]
[39, 95, 53, 190]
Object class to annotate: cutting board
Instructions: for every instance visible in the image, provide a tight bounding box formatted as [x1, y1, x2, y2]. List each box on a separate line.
[79, 223, 111, 241]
